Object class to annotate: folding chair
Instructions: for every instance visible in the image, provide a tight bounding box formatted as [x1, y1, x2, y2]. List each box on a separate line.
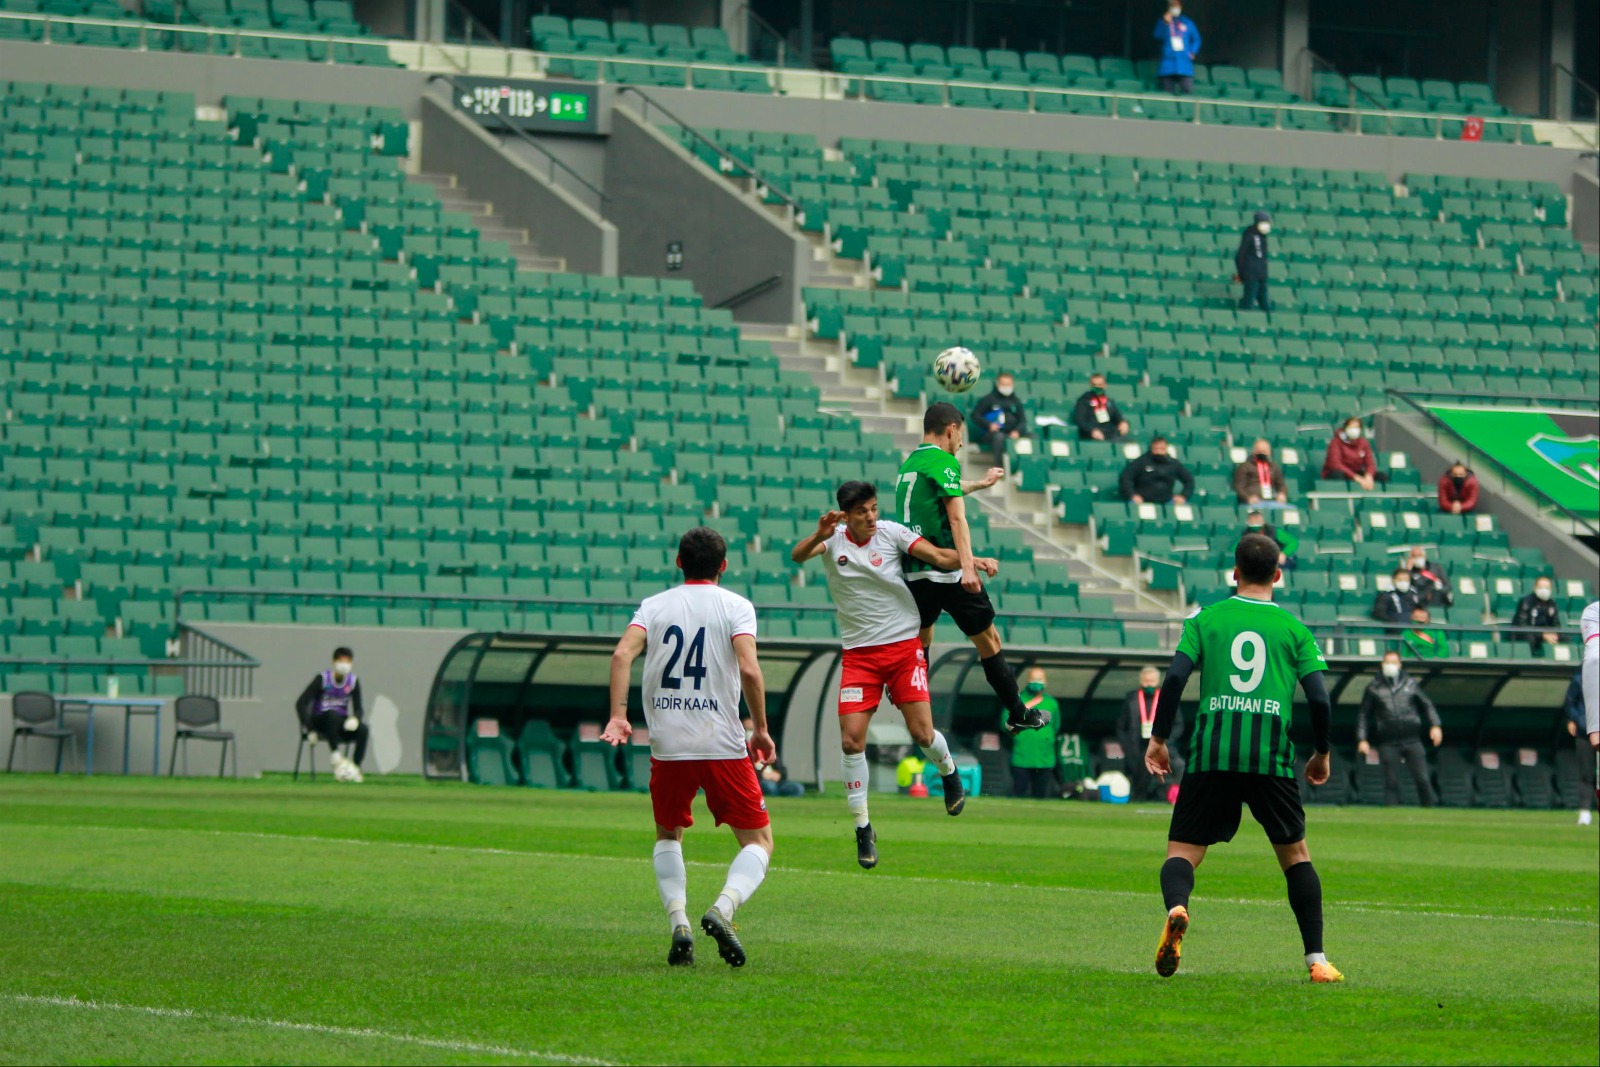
[169, 695, 237, 778]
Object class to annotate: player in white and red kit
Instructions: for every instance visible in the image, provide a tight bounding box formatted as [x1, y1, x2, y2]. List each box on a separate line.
[604, 526, 775, 968]
[791, 481, 1000, 869]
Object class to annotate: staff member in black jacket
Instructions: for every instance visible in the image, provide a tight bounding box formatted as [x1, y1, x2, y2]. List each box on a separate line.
[969, 371, 1029, 468]
[1356, 651, 1441, 806]
[1118, 436, 1194, 505]
[1235, 210, 1272, 312]
[1123, 665, 1183, 801]
[1070, 372, 1131, 441]
[1512, 577, 1562, 655]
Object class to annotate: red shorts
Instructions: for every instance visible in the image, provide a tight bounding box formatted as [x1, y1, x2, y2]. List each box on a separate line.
[839, 637, 930, 716]
[649, 757, 770, 830]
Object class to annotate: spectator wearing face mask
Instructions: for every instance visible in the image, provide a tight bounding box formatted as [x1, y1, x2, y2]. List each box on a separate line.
[1234, 211, 1271, 312]
[1357, 650, 1442, 807]
[1118, 436, 1194, 506]
[1405, 546, 1453, 609]
[295, 646, 367, 782]
[1070, 372, 1130, 441]
[1002, 667, 1062, 799]
[1372, 568, 1417, 624]
[1241, 509, 1298, 570]
[1322, 418, 1384, 491]
[1437, 461, 1479, 515]
[970, 372, 1029, 468]
[1154, 1, 1200, 94]
[1401, 606, 1450, 660]
[1512, 578, 1562, 654]
[1232, 438, 1289, 508]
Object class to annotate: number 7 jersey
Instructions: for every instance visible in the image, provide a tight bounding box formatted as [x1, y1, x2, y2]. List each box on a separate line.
[1175, 594, 1328, 778]
[630, 581, 758, 761]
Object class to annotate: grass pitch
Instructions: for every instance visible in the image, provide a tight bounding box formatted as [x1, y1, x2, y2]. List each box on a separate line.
[0, 775, 1595, 1066]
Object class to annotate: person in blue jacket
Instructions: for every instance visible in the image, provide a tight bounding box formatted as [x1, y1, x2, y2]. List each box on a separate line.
[1155, 2, 1201, 94]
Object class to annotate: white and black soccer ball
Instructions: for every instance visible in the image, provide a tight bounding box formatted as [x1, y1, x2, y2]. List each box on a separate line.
[333, 757, 360, 783]
[933, 346, 981, 394]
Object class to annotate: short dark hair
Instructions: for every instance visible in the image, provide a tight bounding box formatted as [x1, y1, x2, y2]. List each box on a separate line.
[1149, 435, 1168, 447]
[333, 647, 353, 660]
[836, 481, 877, 511]
[924, 402, 963, 435]
[677, 526, 727, 580]
[1235, 533, 1281, 585]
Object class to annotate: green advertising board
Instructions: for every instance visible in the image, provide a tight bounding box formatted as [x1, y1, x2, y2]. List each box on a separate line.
[1424, 404, 1599, 518]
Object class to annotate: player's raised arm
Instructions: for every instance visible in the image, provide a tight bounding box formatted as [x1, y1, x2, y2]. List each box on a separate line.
[906, 536, 998, 578]
[1145, 650, 1195, 780]
[791, 510, 845, 564]
[732, 633, 775, 765]
[962, 466, 1005, 494]
[603, 624, 647, 745]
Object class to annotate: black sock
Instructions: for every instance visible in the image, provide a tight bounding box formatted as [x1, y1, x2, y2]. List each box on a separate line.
[1160, 857, 1194, 912]
[1283, 860, 1323, 955]
[981, 652, 1026, 717]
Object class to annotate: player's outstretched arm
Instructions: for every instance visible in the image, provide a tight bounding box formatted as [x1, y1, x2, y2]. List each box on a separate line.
[944, 495, 982, 592]
[791, 510, 844, 564]
[603, 625, 647, 745]
[1301, 670, 1333, 785]
[1145, 651, 1195, 780]
[907, 538, 998, 578]
[732, 634, 775, 765]
[961, 467, 1005, 494]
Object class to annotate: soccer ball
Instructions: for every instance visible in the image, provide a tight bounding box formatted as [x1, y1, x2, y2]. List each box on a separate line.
[933, 346, 981, 393]
[333, 755, 360, 783]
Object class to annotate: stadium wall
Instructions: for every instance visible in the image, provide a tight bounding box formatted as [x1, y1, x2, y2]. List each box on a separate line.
[418, 93, 618, 275]
[603, 104, 809, 322]
[0, 41, 1586, 195]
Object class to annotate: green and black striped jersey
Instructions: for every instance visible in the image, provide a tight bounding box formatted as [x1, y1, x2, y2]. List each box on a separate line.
[1175, 595, 1328, 778]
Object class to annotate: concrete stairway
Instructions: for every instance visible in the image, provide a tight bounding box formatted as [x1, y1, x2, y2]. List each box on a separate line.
[409, 171, 566, 273]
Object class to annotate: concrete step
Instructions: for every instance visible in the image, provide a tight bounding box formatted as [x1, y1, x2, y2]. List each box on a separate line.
[516, 255, 567, 272]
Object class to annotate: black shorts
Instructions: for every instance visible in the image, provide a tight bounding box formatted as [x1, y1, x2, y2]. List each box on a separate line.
[1168, 770, 1306, 847]
[907, 577, 996, 637]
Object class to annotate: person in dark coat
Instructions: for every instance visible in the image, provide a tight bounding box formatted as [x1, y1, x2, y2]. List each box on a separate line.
[1070, 372, 1130, 441]
[1405, 545, 1453, 609]
[1512, 577, 1562, 655]
[1372, 568, 1417, 623]
[1123, 665, 1183, 801]
[1564, 671, 1595, 825]
[1437, 461, 1479, 514]
[1356, 651, 1442, 806]
[1118, 436, 1195, 505]
[969, 371, 1029, 468]
[1235, 210, 1272, 312]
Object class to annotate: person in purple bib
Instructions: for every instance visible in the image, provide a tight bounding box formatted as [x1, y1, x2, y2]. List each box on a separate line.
[295, 646, 367, 782]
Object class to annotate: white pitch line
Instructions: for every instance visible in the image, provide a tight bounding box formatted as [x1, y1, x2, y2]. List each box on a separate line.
[20, 823, 1600, 930]
[0, 993, 615, 1066]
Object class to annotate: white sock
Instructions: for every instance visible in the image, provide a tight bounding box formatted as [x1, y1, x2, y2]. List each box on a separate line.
[714, 844, 770, 920]
[842, 751, 870, 829]
[920, 730, 956, 776]
[1305, 952, 1328, 967]
[652, 840, 688, 930]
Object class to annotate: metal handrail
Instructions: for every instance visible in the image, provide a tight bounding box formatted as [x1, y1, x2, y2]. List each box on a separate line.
[424, 73, 609, 205]
[613, 88, 799, 210]
[712, 274, 782, 309]
[1385, 387, 1600, 537]
[0, 10, 1558, 146]
[172, 586, 1588, 643]
[736, 3, 790, 68]
[1301, 47, 1392, 113]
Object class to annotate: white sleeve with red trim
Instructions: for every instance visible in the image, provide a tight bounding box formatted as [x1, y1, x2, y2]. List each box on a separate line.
[878, 518, 922, 560]
[729, 591, 758, 641]
[628, 605, 648, 633]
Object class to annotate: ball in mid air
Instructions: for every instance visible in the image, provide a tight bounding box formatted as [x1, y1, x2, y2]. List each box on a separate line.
[933, 346, 981, 394]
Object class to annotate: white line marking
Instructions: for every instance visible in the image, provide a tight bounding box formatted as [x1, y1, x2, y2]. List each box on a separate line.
[0, 993, 615, 1066]
[19, 823, 1599, 930]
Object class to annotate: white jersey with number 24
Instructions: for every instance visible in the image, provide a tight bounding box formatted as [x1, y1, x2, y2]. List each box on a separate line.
[630, 582, 757, 762]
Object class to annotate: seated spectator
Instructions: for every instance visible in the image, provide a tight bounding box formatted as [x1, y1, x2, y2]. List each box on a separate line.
[970, 372, 1029, 468]
[1371, 568, 1417, 623]
[1070, 371, 1130, 441]
[1512, 577, 1562, 655]
[1242, 509, 1298, 570]
[1437, 461, 1479, 514]
[1322, 417, 1385, 491]
[758, 760, 804, 798]
[1406, 545, 1453, 609]
[1232, 438, 1289, 507]
[1118, 436, 1194, 505]
[1401, 605, 1450, 660]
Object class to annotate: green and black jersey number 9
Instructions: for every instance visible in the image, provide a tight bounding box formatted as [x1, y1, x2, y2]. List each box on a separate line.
[660, 625, 708, 691]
